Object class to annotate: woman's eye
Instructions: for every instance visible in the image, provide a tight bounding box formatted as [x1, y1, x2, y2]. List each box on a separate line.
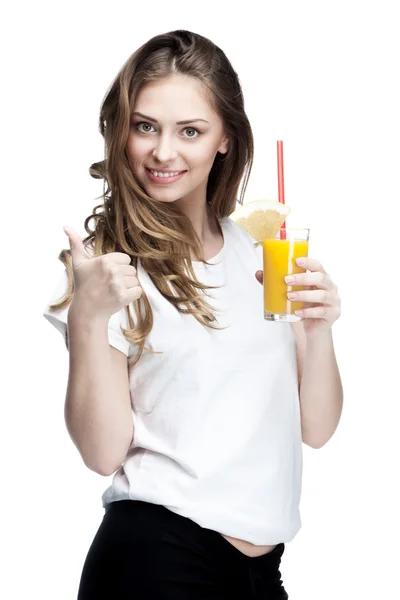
[183, 127, 200, 139]
[136, 122, 155, 133]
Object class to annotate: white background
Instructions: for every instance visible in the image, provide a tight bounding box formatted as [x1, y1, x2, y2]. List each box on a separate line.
[2, 0, 399, 598]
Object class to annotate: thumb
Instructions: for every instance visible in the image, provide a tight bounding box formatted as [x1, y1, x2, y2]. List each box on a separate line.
[63, 225, 91, 265]
[255, 270, 263, 285]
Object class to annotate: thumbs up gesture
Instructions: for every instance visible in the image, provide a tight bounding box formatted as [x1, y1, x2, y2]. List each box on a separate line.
[63, 225, 142, 320]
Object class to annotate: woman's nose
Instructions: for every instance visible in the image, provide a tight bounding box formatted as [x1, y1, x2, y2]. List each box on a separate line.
[152, 136, 178, 163]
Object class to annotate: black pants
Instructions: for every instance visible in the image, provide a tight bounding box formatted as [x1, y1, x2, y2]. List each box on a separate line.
[77, 499, 289, 599]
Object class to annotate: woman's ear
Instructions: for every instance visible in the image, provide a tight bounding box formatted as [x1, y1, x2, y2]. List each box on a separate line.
[218, 135, 229, 155]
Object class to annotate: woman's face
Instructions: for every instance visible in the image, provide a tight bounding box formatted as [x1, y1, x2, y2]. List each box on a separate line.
[126, 74, 229, 207]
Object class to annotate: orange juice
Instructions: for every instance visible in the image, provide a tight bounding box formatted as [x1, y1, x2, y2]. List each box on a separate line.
[263, 236, 309, 321]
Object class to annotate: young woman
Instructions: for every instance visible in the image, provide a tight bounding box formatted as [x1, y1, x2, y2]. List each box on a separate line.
[44, 29, 343, 600]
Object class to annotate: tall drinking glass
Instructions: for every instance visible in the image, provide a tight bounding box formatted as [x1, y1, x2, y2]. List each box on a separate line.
[263, 228, 310, 322]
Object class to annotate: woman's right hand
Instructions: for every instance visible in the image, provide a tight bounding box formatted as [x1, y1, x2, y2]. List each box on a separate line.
[63, 225, 143, 320]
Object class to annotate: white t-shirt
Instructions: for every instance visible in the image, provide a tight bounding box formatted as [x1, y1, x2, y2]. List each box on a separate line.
[43, 216, 303, 545]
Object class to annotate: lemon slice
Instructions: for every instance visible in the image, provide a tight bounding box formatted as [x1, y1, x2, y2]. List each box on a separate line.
[230, 199, 291, 244]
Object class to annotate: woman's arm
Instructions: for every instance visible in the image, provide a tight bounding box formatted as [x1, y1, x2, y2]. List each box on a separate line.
[292, 321, 343, 449]
[65, 300, 133, 475]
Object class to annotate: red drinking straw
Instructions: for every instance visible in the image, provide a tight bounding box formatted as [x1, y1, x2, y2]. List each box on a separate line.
[277, 140, 286, 240]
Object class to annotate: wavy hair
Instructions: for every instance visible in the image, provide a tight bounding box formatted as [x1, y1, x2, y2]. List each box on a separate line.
[49, 29, 254, 366]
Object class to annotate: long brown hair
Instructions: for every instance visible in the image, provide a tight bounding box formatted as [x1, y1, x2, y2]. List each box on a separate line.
[49, 30, 254, 366]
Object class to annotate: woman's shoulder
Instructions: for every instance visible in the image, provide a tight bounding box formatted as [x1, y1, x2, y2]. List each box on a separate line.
[221, 216, 258, 248]
[221, 216, 263, 266]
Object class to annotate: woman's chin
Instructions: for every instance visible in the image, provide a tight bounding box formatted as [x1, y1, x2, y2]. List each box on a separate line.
[144, 185, 183, 202]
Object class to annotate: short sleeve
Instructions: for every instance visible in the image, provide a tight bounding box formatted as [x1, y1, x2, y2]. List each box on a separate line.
[42, 269, 132, 357]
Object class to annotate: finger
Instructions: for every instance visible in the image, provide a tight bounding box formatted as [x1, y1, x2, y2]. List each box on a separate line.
[296, 306, 332, 319]
[124, 276, 140, 289]
[255, 270, 263, 284]
[296, 257, 326, 273]
[120, 264, 137, 276]
[287, 289, 333, 305]
[128, 285, 143, 301]
[63, 225, 91, 264]
[285, 271, 332, 290]
[105, 252, 133, 265]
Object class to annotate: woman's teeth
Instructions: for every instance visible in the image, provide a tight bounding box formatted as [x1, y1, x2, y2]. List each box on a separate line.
[150, 170, 181, 178]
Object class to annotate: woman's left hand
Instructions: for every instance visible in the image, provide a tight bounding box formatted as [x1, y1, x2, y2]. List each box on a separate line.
[255, 257, 341, 335]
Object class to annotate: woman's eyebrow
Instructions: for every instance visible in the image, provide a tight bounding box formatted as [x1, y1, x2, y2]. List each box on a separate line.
[132, 112, 209, 125]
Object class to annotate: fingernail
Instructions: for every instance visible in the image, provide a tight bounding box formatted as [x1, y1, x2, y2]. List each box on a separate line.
[296, 258, 305, 266]
[285, 276, 295, 284]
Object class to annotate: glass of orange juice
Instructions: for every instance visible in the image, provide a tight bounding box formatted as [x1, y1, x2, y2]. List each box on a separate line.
[263, 228, 310, 322]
